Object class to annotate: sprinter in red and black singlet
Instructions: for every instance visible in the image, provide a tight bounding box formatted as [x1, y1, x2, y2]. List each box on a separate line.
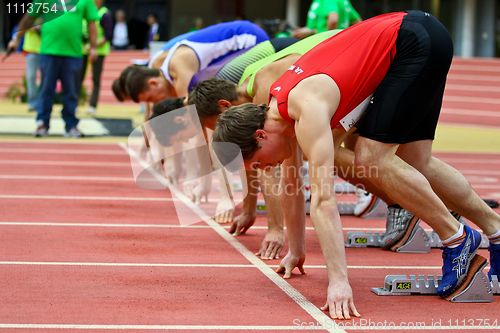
[270, 10, 453, 142]
[213, 11, 500, 320]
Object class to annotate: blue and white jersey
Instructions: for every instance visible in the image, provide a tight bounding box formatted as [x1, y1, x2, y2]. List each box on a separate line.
[162, 31, 196, 51]
[160, 20, 268, 84]
[149, 32, 196, 68]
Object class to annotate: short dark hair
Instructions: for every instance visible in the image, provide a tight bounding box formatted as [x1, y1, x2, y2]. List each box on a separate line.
[213, 103, 267, 161]
[150, 97, 185, 120]
[126, 66, 161, 103]
[112, 65, 138, 102]
[148, 98, 187, 146]
[188, 78, 238, 121]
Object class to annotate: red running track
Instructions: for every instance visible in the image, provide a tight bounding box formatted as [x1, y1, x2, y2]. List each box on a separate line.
[0, 141, 499, 333]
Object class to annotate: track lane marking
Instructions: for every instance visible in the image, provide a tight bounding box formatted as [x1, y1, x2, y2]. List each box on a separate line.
[442, 108, 500, 117]
[0, 194, 172, 201]
[0, 323, 498, 330]
[119, 142, 344, 333]
[0, 160, 130, 167]
[0, 175, 133, 182]
[0, 324, 324, 331]
[448, 74, 500, 82]
[0, 261, 446, 270]
[0, 221, 386, 232]
[0, 148, 124, 155]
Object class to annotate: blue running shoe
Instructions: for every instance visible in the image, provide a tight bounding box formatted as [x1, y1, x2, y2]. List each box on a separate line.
[437, 225, 482, 297]
[489, 242, 500, 280]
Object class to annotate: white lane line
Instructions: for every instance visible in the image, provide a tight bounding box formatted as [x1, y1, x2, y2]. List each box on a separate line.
[448, 74, 500, 82]
[0, 148, 124, 155]
[445, 95, 500, 105]
[440, 157, 500, 164]
[0, 140, 121, 146]
[461, 170, 500, 176]
[344, 325, 500, 331]
[0, 261, 444, 270]
[446, 83, 500, 92]
[473, 184, 500, 189]
[0, 194, 172, 202]
[437, 122, 500, 129]
[0, 160, 130, 167]
[0, 221, 386, 232]
[450, 64, 500, 72]
[0, 175, 133, 182]
[442, 108, 500, 118]
[0, 324, 324, 331]
[0, 323, 497, 330]
[0, 222, 213, 228]
[119, 142, 344, 333]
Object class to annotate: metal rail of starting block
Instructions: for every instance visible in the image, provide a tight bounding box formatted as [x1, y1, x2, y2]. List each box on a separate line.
[372, 256, 499, 303]
[257, 199, 357, 215]
[345, 227, 490, 253]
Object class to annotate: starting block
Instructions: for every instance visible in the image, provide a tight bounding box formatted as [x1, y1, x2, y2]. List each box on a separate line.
[372, 255, 497, 302]
[345, 226, 490, 253]
[257, 199, 357, 215]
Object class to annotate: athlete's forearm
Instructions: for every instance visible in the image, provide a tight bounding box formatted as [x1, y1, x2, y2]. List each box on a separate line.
[310, 195, 349, 282]
[242, 169, 259, 214]
[259, 168, 284, 232]
[280, 163, 306, 255]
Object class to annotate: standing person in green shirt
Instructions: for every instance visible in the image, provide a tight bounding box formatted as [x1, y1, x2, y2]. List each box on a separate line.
[293, 0, 361, 39]
[7, 0, 99, 138]
[22, 26, 41, 112]
[79, 0, 112, 115]
[335, 0, 362, 29]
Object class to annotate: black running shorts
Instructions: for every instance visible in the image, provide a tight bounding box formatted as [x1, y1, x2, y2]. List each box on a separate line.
[356, 11, 453, 144]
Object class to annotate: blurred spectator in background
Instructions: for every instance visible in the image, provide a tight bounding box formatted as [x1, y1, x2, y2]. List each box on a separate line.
[336, 0, 362, 29]
[189, 17, 204, 32]
[112, 9, 129, 50]
[22, 25, 41, 112]
[10, 25, 25, 52]
[8, 0, 99, 138]
[293, 0, 361, 39]
[146, 13, 161, 47]
[80, 0, 112, 115]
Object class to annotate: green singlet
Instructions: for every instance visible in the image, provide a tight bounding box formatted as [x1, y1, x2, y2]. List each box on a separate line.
[239, 30, 340, 97]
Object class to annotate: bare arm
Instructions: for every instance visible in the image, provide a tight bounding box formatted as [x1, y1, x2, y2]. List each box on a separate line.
[7, 15, 36, 52]
[169, 47, 199, 98]
[279, 139, 306, 259]
[290, 76, 359, 319]
[87, 20, 98, 62]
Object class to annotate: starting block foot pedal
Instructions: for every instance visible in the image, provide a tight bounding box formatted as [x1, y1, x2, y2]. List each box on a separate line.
[345, 222, 431, 253]
[360, 198, 387, 219]
[392, 224, 430, 253]
[446, 255, 493, 303]
[372, 255, 496, 303]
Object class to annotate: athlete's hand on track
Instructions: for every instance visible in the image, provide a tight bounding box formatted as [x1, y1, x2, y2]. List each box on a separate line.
[166, 169, 180, 185]
[191, 176, 211, 204]
[275, 251, 305, 278]
[255, 228, 284, 260]
[229, 211, 256, 235]
[320, 280, 361, 320]
[213, 198, 235, 224]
